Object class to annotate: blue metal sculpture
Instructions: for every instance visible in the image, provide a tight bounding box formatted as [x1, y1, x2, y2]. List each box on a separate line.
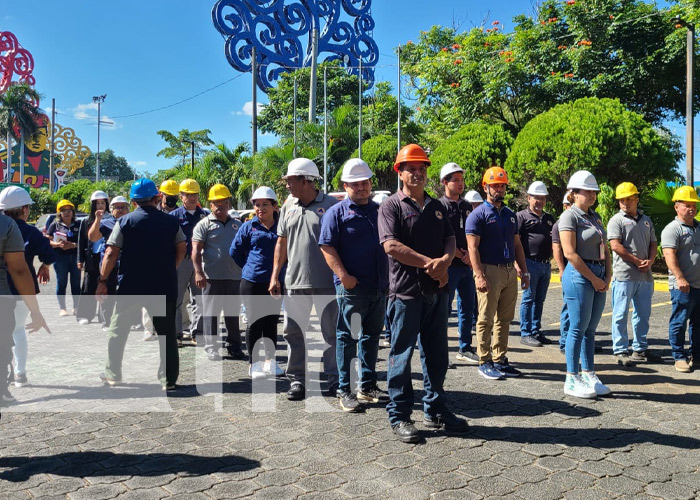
[212, 0, 379, 92]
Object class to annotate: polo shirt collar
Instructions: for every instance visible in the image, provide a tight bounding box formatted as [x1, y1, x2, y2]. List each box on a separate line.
[570, 205, 595, 217]
[344, 197, 373, 210]
[675, 216, 698, 229]
[398, 189, 432, 210]
[206, 212, 230, 224]
[619, 209, 644, 220]
[292, 190, 323, 208]
[251, 216, 275, 231]
[527, 207, 546, 218]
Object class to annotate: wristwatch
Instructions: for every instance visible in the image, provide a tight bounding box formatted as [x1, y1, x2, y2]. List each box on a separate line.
[521, 272, 531, 278]
[97, 277, 108, 284]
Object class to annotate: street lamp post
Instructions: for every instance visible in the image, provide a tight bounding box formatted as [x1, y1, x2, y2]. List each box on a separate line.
[675, 18, 695, 187]
[92, 94, 107, 182]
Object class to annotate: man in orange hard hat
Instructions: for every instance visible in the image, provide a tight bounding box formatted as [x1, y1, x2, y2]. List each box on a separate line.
[378, 144, 468, 443]
[466, 167, 530, 380]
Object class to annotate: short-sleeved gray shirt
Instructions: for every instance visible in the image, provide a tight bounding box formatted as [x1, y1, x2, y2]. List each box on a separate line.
[278, 191, 338, 289]
[607, 210, 656, 282]
[660, 218, 700, 289]
[0, 214, 26, 296]
[192, 214, 242, 280]
[558, 205, 606, 261]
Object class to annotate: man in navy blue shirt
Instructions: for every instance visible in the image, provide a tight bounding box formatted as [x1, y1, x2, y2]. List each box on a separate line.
[319, 159, 389, 413]
[466, 167, 529, 381]
[97, 179, 186, 390]
[170, 179, 207, 345]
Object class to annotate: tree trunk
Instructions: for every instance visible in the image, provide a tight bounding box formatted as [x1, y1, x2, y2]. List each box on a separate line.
[5, 130, 11, 182]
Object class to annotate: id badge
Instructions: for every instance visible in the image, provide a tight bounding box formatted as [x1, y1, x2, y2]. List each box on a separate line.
[504, 245, 510, 259]
[599, 242, 605, 260]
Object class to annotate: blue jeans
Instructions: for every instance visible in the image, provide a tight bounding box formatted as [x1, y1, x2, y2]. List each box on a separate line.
[563, 262, 607, 373]
[53, 251, 81, 310]
[611, 280, 653, 354]
[519, 259, 551, 337]
[386, 292, 449, 426]
[447, 266, 475, 350]
[559, 290, 569, 351]
[335, 284, 387, 392]
[668, 287, 700, 361]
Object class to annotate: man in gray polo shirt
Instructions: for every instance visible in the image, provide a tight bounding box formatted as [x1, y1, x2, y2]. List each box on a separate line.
[192, 184, 245, 361]
[608, 182, 659, 366]
[269, 158, 339, 401]
[661, 186, 700, 373]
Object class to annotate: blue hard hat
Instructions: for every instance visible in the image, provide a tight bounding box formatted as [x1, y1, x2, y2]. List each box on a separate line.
[130, 178, 159, 200]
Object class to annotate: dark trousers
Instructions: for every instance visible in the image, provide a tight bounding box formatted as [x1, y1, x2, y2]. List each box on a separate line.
[53, 251, 80, 310]
[240, 279, 282, 363]
[1, 298, 17, 389]
[77, 268, 99, 322]
[202, 279, 242, 353]
[105, 296, 178, 386]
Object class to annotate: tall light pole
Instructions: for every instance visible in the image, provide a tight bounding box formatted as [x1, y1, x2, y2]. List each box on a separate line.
[92, 94, 106, 182]
[675, 17, 696, 187]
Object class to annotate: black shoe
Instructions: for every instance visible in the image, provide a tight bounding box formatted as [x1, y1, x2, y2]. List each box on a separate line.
[162, 383, 177, 391]
[392, 421, 420, 443]
[227, 348, 247, 361]
[424, 410, 468, 433]
[455, 349, 480, 364]
[493, 359, 522, 378]
[324, 382, 339, 398]
[287, 382, 305, 401]
[338, 391, 362, 412]
[520, 335, 543, 347]
[615, 352, 634, 367]
[536, 333, 553, 345]
[357, 384, 389, 403]
[206, 350, 221, 361]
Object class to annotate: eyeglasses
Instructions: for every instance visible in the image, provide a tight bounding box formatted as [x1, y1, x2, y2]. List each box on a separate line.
[111, 205, 129, 211]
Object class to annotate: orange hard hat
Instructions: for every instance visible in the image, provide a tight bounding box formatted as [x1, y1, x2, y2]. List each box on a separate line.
[393, 144, 431, 172]
[482, 166, 509, 186]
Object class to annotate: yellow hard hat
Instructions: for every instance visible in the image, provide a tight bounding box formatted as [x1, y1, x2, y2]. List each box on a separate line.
[615, 182, 639, 199]
[56, 199, 75, 212]
[159, 179, 179, 196]
[179, 178, 200, 194]
[208, 184, 232, 201]
[671, 185, 700, 203]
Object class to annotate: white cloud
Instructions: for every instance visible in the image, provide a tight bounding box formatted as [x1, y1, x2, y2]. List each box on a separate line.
[133, 161, 147, 167]
[71, 102, 119, 128]
[232, 101, 265, 116]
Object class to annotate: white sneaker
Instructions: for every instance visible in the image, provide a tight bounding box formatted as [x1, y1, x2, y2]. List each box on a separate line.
[240, 312, 248, 324]
[263, 360, 285, 377]
[564, 374, 597, 399]
[249, 362, 266, 380]
[143, 331, 158, 341]
[581, 371, 611, 396]
[78, 318, 89, 325]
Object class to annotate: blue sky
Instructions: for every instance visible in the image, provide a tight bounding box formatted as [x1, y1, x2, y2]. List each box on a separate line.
[1, 0, 696, 178]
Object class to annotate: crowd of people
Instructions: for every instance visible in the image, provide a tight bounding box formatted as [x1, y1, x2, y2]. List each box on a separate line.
[0, 143, 698, 442]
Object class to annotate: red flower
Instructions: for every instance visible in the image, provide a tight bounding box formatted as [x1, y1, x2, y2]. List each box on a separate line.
[492, 21, 500, 25]
[441, 47, 449, 52]
[551, 71, 557, 76]
[566, 0, 576, 4]
[454, 59, 463, 65]
[452, 44, 461, 50]
[407, 40, 413, 45]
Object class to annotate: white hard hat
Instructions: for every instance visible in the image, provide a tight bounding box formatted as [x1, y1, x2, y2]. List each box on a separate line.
[341, 158, 373, 182]
[563, 190, 572, 205]
[527, 181, 549, 196]
[440, 162, 464, 181]
[90, 190, 109, 202]
[372, 192, 390, 204]
[110, 196, 129, 207]
[567, 170, 600, 192]
[284, 157, 320, 179]
[250, 186, 278, 203]
[464, 190, 483, 203]
[0, 186, 33, 210]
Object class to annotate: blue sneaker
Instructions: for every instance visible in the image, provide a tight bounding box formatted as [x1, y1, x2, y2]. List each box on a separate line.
[478, 361, 505, 380]
[494, 359, 522, 378]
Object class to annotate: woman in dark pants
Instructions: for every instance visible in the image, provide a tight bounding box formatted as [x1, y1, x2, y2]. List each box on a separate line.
[47, 199, 81, 316]
[76, 190, 109, 324]
[230, 186, 285, 379]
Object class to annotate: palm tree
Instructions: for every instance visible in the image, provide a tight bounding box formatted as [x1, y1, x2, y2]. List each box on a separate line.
[156, 128, 214, 167]
[0, 82, 43, 182]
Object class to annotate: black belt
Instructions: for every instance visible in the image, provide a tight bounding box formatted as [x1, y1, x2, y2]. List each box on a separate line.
[528, 257, 550, 263]
[583, 259, 604, 265]
[486, 262, 514, 269]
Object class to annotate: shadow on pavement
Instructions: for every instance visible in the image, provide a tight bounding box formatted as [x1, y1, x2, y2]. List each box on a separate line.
[0, 451, 260, 482]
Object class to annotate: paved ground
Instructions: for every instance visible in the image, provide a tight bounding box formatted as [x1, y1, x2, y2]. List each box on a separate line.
[1, 278, 699, 500]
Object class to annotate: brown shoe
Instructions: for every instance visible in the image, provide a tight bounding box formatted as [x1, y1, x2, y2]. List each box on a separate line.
[675, 359, 692, 373]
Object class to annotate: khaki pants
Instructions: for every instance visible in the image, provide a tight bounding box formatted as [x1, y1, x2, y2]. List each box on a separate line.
[475, 264, 518, 364]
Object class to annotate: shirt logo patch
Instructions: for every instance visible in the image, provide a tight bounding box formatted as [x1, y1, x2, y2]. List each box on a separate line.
[547, 220, 553, 226]
[510, 217, 515, 224]
[316, 207, 326, 216]
[403, 211, 417, 219]
[644, 220, 650, 227]
[435, 210, 443, 220]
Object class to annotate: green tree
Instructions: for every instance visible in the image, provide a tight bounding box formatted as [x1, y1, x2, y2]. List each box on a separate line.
[505, 97, 682, 210]
[332, 134, 401, 191]
[427, 121, 513, 195]
[74, 149, 135, 182]
[156, 128, 214, 167]
[401, 0, 699, 138]
[0, 82, 43, 178]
